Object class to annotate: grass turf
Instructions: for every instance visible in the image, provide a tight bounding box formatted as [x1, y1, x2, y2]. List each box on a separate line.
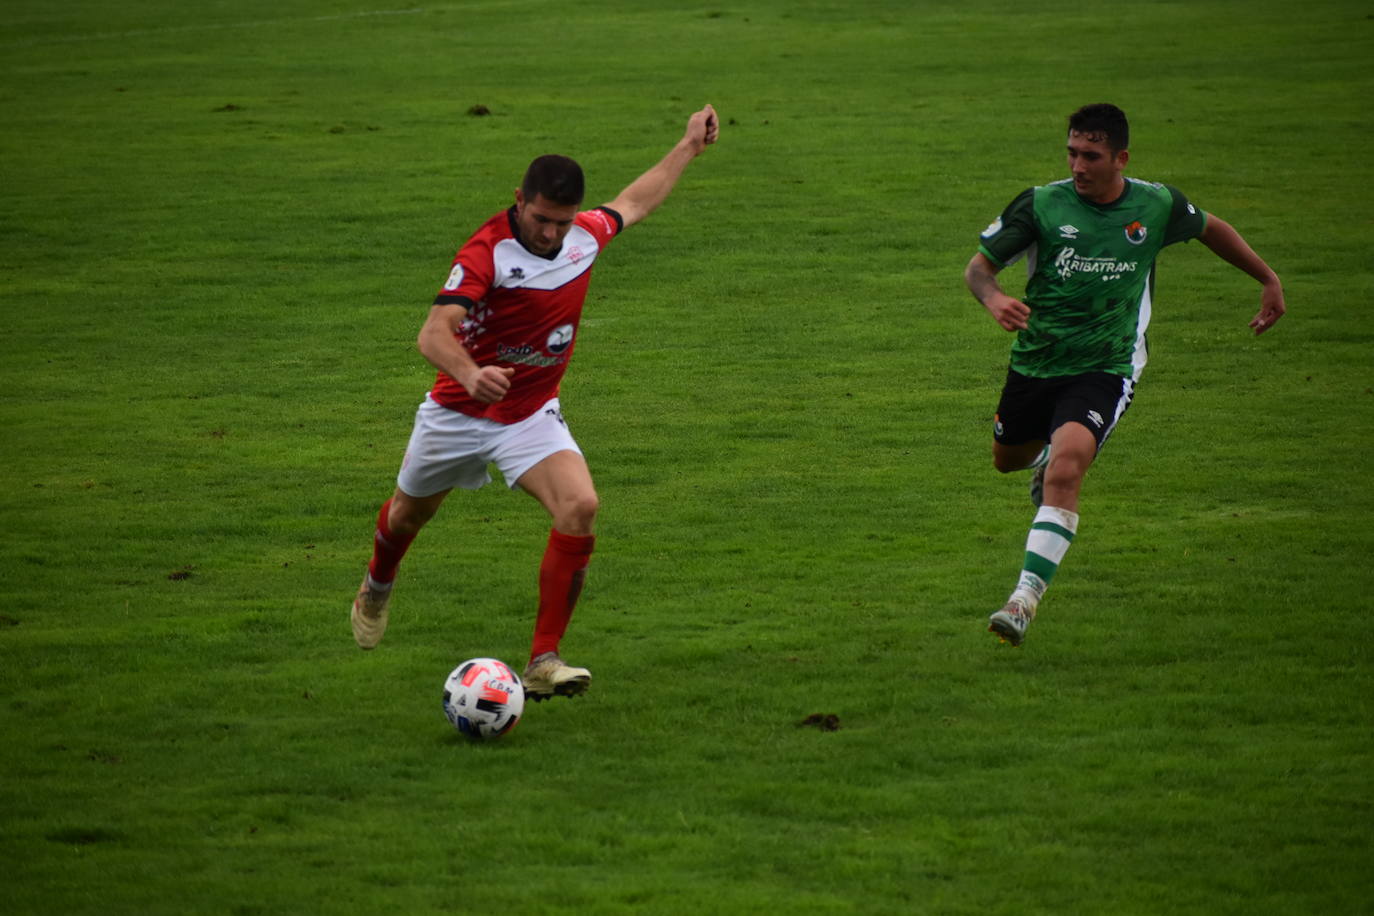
[2, 0, 1372, 913]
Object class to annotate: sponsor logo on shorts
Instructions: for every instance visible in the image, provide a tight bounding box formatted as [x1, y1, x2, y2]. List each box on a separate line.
[1086, 409, 1104, 428]
[994, 414, 1004, 437]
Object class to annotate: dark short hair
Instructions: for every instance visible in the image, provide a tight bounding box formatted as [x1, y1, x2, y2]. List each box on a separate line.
[1067, 103, 1129, 153]
[520, 154, 585, 206]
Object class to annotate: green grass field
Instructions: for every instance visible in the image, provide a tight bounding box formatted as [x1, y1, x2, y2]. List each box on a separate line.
[3, 1, 1372, 912]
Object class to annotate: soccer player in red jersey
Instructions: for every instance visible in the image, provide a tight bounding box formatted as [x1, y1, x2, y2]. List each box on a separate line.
[352, 105, 720, 702]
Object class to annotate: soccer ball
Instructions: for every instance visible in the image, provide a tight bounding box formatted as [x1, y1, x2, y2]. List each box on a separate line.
[442, 657, 524, 740]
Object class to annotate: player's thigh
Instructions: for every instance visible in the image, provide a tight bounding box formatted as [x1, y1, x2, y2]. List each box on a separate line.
[517, 449, 597, 516]
[1046, 421, 1100, 475]
[517, 450, 598, 536]
[1048, 372, 1135, 451]
[489, 399, 586, 494]
[993, 368, 1055, 447]
[396, 396, 495, 497]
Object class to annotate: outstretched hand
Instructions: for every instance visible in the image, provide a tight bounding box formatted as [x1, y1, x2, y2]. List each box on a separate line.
[604, 104, 720, 228]
[685, 104, 720, 154]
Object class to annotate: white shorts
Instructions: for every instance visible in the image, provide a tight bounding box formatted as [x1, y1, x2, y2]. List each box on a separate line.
[396, 395, 582, 497]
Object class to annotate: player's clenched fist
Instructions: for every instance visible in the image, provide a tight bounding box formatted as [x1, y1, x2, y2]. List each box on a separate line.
[464, 366, 516, 404]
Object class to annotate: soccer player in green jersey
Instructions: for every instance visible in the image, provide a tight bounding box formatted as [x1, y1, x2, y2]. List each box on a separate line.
[964, 103, 1286, 646]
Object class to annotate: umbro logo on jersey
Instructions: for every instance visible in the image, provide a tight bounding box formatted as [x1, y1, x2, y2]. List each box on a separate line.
[1058, 225, 1079, 239]
[1124, 221, 1148, 245]
[1087, 410, 1104, 428]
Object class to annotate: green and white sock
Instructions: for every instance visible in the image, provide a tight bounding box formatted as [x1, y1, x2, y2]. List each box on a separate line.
[1009, 505, 1079, 613]
[1028, 445, 1051, 470]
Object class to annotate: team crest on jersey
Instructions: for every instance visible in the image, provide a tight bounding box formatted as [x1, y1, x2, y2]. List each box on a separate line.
[567, 245, 585, 264]
[1123, 221, 1148, 245]
[547, 324, 574, 355]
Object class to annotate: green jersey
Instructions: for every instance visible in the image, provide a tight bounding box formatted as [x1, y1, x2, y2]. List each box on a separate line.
[978, 178, 1207, 378]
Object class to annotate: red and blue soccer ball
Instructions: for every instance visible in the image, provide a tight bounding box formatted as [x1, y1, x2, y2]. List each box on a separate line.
[442, 658, 524, 740]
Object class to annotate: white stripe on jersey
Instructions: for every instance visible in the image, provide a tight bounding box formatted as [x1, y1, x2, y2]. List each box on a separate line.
[1131, 267, 1153, 382]
[1096, 270, 1151, 446]
[492, 225, 601, 291]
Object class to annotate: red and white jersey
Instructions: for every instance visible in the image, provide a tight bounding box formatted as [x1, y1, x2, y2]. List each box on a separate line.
[430, 205, 623, 423]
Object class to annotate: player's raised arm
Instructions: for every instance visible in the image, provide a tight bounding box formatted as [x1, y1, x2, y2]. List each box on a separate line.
[1198, 215, 1286, 335]
[604, 104, 719, 228]
[965, 252, 1031, 332]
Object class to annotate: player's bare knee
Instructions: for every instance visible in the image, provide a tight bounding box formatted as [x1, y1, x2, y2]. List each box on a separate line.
[557, 492, 599, 532]
[1044, 460, 1087, 491]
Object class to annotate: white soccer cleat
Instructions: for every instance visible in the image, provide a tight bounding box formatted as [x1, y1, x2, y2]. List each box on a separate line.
[988, 599, 1033, 647]
[522, 652, 591, 702]
[351, 576, 391, 650]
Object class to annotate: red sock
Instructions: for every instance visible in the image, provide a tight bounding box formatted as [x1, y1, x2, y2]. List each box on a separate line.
[368, 498, 416, 586]
[530, 530, 595, 661]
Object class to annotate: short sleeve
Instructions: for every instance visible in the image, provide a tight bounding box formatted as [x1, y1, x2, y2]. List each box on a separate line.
[434, 233, 496, 307]
[977, 188, 1037, 268]
[1161, 185, 1207, 247]
[580, 206, 623, 246]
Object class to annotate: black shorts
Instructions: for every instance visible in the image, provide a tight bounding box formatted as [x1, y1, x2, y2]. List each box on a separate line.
[993, 368, 1136, 450]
